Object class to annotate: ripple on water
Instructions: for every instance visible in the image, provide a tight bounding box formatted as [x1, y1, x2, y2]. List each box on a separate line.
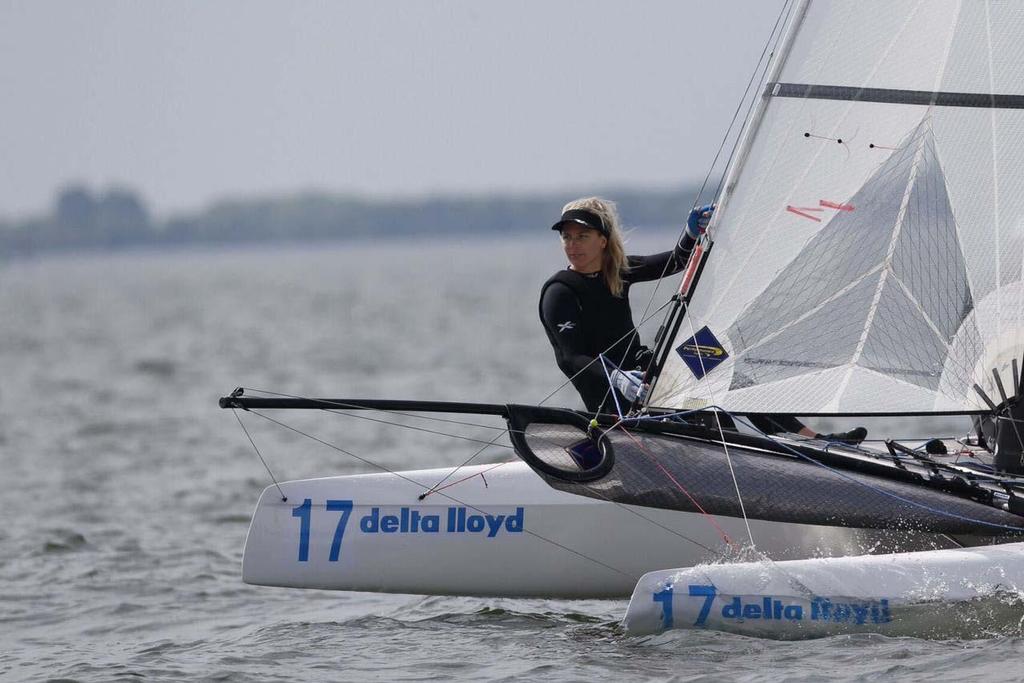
[40, 529, 89, 554]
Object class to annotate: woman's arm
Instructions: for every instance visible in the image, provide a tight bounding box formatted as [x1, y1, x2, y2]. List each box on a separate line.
[540, 282, 613, 411]
[625, 232, 698, 283]
[626, 205, 712, 283]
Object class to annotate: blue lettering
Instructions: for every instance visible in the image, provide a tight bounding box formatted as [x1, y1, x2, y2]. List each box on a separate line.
[811, 597, 830, 621]
[722, 597, 742, 619]
[505, 507, 524, 532]
[688, 584, 715, 627]
[783, 605, 803, 620]
[832, 603, 851, 623]
[742, 603, 761, 619]
[654, 586, 674, 629]
[326, 499, 353, 562]
[485, 514, 505, 538]
[352, 506, 525, 538]
[360, 507, 380, 533]
[292, 498, 312, 562]
[466, 514, 485, 533]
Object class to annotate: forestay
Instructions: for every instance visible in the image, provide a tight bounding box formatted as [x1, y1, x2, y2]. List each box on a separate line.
[651, 0, 1024, 415]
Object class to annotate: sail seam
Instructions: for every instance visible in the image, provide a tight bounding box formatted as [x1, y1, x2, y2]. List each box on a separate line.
[833, 128, 928, 407]
[728, 262, 884, 364]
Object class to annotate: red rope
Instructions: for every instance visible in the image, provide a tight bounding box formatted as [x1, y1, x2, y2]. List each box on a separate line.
[615, 425, 738, 549]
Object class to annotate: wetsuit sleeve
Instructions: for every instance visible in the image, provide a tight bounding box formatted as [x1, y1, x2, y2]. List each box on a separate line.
[624, 232, 698, 283]
[540, 283, 612, 412]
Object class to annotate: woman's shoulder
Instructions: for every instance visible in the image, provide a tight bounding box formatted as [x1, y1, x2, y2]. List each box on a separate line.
[543, 268, 584, 286]
[541, 270, 579, 295]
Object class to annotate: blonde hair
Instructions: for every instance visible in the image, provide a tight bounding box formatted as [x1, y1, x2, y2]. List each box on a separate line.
[561, 196, 628, 297]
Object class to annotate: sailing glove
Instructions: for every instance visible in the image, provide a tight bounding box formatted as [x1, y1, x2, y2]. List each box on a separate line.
[611, 369, 649, 403]
[686, 203, 715, 239]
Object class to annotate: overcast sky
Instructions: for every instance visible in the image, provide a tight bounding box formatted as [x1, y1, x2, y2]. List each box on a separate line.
[0, 1, 785, 218]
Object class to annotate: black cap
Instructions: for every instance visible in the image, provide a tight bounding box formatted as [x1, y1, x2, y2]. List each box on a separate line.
[551, 209, 608, 236]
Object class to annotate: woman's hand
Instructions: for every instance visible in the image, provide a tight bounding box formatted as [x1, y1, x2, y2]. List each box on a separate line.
[686, 204, 716, 238]
[611, 369, 649, 403]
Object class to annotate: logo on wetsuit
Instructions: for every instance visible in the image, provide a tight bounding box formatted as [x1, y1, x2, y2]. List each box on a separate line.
[676, 326, 729, 379]
[557, 321, 576, 333]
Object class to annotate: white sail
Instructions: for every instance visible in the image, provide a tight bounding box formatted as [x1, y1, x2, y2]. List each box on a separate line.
[651, 0, 1024, 415]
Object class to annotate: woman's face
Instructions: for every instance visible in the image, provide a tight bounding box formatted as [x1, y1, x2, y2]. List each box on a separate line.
[560, 224, 607, 273]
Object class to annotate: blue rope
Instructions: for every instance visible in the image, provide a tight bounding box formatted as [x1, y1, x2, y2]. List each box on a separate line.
[598, 354, 627, 420]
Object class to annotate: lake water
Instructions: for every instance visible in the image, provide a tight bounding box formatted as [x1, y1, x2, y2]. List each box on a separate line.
[2, 234, 1021, 681]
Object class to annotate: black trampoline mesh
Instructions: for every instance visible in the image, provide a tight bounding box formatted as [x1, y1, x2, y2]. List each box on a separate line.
[512, 413, 1024, 536]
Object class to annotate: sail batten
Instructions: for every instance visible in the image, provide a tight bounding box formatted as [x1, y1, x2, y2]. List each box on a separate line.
[651, 0, 1024, 415]
[770, 82, 1024, 109]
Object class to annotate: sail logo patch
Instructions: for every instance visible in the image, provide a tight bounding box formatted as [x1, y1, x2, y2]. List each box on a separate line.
[676, 326, 728, 379]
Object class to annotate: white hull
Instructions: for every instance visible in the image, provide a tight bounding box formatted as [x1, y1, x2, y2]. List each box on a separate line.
[242, 462, 962, 598]
[623, 543, 1024, 639]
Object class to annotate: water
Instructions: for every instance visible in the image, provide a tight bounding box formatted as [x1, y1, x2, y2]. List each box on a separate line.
[2, 234, 1021, 681]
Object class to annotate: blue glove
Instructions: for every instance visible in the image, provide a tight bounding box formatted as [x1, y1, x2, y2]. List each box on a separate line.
[611, 369, 649, 403]
[686, 203, 715, 238]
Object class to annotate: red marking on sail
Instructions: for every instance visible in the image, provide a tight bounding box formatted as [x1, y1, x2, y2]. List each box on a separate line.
[820, 199, 854, 211]
[786, 205, 822, 222]
[679, 243, 704, 296]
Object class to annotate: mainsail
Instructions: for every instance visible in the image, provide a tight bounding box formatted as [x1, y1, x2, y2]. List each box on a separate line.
[651, 0, 1024, 415]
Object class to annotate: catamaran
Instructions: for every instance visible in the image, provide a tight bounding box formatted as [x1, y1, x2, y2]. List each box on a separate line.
[222, 0, 1024, 634]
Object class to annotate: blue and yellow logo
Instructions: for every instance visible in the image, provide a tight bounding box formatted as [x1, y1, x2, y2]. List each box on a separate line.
[676, 327, 728, 379]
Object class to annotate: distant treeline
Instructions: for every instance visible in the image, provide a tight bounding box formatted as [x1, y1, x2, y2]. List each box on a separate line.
[0, 183, 707, 257]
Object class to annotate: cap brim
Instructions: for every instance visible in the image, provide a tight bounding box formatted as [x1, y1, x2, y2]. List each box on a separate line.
[551, 218, 607, 234]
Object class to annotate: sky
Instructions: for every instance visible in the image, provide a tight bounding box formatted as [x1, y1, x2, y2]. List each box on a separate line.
[0, 1, 785, 218]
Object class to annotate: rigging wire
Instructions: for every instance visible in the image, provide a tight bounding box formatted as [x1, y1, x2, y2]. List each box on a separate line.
[239, 408, 640, 580]
[419, 0, 798, 506]
[228, 0, 801, 566]
[676, 305, 756, 548]
[420, 298, 675, 500]
[528, 0, 800, 422]
[622, 0, 798, 417]
[229, 0, 1019, 574]
[233, 408, 288, 502]
[621, 405, 1024, 533]
[234, 393, 725, 555]
[710, 0, 797, 203]
[613, 425, 738, 549]
[725, 413, 1024, 533]
[318, 408, 512, 449]
[616, 0, 800, 552]
[637, 0, 797, 337]
[424, 457, 719, 554]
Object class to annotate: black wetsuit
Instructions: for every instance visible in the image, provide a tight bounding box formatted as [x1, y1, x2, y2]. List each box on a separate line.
[539, 233, 809, 435]
[539, 235, 695, 412]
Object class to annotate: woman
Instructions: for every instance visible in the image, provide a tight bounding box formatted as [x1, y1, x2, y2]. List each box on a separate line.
[539, 196, 704, 413]
[538, 196, 866, 444]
